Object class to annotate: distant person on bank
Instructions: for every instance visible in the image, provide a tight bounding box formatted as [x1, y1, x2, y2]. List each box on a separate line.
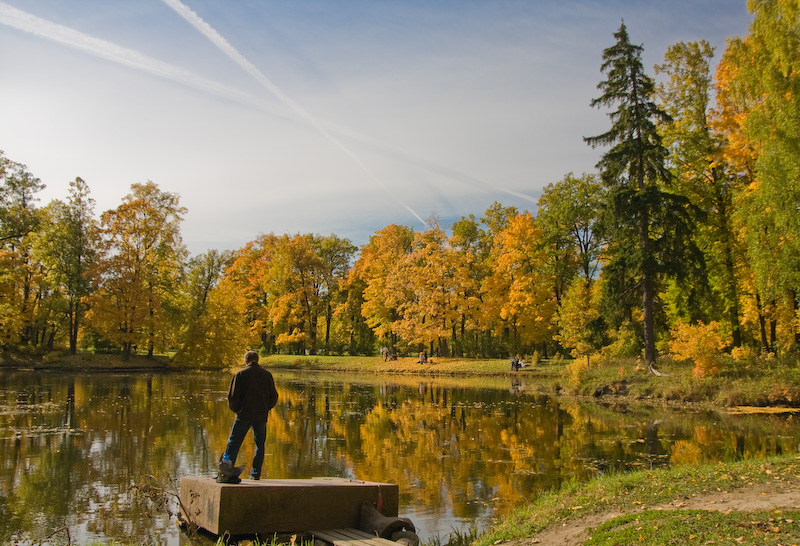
[218, 350, 279, 483]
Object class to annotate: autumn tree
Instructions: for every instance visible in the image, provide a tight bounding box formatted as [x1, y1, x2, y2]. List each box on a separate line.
[482, 213, 556, 355]
[449, 214, 491, 356]
[86, 182, 187, 359]
[0, 152, 46, 347]
[537, 173, 606, 357]
[481, 202, 519, 244]
[557, 279, 605, 361]
[536, 173, 605, 355]
[0, 152, 44, 249]
[172, 249, 242, 366]
[336, 266, 376, 356]
[314, 234, 357, 353]
[711, 38, 771, 349]
[536, 172, 604, 289]
[354, 224, 414, 352]
[226, 234, 281, 351]
[723, 0, 800, 350]
[36, 178, 98, 354]
[390, 222, 473, 356]
[585, 21, 698, 368]
[0, 249, 23, 347]
[173, 250, 255, 367]
[267, 234, 325, 354]
[656, 40, 745, 347]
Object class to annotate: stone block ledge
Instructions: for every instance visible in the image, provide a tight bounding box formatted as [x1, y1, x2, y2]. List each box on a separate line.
[179, 476, 399, 537]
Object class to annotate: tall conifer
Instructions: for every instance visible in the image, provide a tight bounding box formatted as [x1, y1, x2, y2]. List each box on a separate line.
[585, 22, 698, 368]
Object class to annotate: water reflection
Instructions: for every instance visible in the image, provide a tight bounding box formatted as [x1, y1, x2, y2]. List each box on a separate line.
[0, 370, 798, 544]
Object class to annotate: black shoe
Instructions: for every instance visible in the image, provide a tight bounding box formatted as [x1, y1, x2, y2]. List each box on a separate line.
[216, 459, 244, 483]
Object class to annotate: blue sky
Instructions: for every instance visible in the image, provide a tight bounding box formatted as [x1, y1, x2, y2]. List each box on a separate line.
[0, 0, 752, 254]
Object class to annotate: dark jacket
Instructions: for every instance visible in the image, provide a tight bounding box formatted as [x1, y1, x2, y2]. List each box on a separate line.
[227, 363, 279, 422]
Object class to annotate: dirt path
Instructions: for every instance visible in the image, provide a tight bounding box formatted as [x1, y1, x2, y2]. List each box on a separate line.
[507, 478, 800, 546]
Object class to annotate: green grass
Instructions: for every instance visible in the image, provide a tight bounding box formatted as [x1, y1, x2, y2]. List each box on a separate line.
[424, 524, 481, 546]
[558, 354, 800, 407]
[476, 454, 800, 546]
[259, 354, 549, 376]
[585, 509, 800, 545]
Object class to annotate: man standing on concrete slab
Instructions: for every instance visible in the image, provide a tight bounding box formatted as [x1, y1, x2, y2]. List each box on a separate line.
[218, 350, 279, 483]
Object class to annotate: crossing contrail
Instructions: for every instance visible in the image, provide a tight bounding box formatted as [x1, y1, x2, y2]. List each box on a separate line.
[161, 0, 427, 226]
[1, 1, 534, 221]
[328, 120, 540, 206]
[0, 2, 271, 113]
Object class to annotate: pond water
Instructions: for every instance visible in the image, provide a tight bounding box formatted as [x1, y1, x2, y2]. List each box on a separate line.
[1, 369, 798, 545]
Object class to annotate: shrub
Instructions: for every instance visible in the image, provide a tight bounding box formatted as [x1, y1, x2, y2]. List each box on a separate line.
[563, 357, 590, 392]
[601, 320, 640, 358]
[669, 321, 726, 378]
[730, 344, 757, 362]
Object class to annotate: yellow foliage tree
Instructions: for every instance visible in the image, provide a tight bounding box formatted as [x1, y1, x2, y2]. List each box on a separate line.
[390, 224, 472, 355]
[267, 234, 324, 353]
[483, 213, 557, 353]
[172, 276, 256, 368]
[85, 182, 186, 359]
[354, 224, 414, 348]
[226, 233, 280, 349]
[557, 279, 602, 359]
[669, 320, 726, 378]
[0, 249, 24, 347]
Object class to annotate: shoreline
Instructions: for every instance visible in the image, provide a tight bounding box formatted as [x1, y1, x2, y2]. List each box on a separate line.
[4, 351, 799, 411]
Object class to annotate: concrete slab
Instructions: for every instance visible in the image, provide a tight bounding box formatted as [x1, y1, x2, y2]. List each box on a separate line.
[179, 476, 399, 537]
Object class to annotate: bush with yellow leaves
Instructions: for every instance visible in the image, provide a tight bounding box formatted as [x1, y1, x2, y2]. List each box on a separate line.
[668, 320, 727, 378]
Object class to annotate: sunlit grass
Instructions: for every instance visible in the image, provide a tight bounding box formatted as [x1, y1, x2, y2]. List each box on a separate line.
[585, 509, 800, 545]
[260, 354, 556, 375]
[476, 454, 800, 546]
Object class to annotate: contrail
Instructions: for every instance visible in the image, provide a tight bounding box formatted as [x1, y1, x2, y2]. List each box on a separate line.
[161, 0, 427, 226]
[1, 1, 530, 222]
[0, 2, 270, 112]
[327, 120, 540, 206]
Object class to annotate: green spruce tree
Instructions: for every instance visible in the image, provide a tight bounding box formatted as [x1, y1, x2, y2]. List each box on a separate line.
[585, 21, 699, 369]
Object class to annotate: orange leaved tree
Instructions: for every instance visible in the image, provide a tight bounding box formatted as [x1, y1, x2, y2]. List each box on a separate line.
[86, 182, 187, 360]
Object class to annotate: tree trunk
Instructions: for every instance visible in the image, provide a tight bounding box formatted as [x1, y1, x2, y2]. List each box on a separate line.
[756, 292, 770, 352]
[718, 192, 742, 348]
[324, 302, 332, 348]
[770, 318, 777, 350]
[70, 302, 81, 356]
[641, 269, 657, 365]
[793, 290, 800, 346]
[638, 197, 657, 366]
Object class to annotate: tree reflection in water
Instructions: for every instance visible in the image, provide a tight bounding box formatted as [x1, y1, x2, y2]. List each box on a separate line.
[0, 370, 797, 545]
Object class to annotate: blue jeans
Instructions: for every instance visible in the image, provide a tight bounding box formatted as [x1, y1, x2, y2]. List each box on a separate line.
[223, 420, 267, 479]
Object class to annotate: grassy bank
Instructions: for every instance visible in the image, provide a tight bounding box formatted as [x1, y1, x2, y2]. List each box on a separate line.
[475, 454, 800, 546]
[259, 354, 521, 375]
[0, 351, 170, 371]
[561, 354, 800, 408]
[5, 350, 800, 408]
[261, 353, 800, 409]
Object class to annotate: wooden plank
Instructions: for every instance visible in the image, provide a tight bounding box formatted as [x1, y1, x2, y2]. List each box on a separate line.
[312, 528, 376, 546]
[311, 528, 397, 546]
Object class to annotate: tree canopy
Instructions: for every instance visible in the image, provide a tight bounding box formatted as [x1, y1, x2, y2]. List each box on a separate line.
[1, 5, 798, 367]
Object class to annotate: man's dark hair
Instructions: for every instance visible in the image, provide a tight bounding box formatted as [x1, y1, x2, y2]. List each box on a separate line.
[244, 350, 259, 364]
